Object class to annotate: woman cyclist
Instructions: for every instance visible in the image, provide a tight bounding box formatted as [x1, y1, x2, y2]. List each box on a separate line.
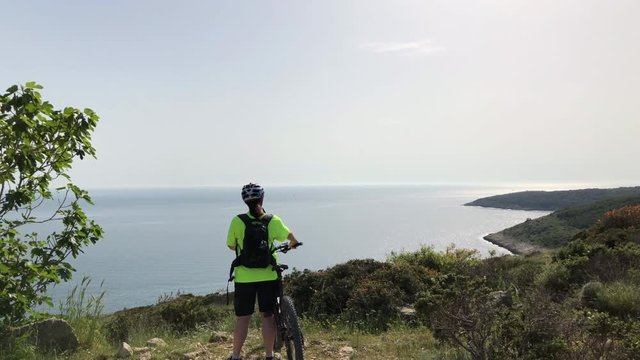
[226, 183, 300, 360]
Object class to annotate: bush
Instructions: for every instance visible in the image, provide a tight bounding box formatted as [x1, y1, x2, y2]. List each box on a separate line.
[476, 254, 546, 291]
[389, 245, 479, 274]
[580, 281, 604, 307]
[592, 282, 640, 317]
[103, 313, 133, 344]
[370, 262, 434, 304]
[343, 278, 403, 332]
[572, 310, 640, 359]
[599, 205, 640, 230]
[102, 293, 229, 343]
[284, 269, 326, 315]
[288, 259, 390, 318]
[160, 296, 225, 333]
[537, 263, 574, 294]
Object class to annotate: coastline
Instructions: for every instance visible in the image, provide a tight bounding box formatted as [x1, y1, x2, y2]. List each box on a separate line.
[483, 231, 546, 256]
[464, 203, 551, 212]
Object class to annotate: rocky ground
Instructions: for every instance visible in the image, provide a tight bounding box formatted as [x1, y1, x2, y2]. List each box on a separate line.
[111, 329, 373, 360]
[483, 231, 545, 255]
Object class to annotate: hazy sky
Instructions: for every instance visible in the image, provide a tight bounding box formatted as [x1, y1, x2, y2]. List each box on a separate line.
[2, 0, 639, 188]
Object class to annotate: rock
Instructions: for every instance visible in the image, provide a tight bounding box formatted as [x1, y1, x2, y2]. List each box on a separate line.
[117, 342, 134, 358]
[339, 345, 355, 355]
[182, 349, 206, 360]
[181, 343, 209, 360]
[397, 306, 418, 324]
[146, 337, 167, 348]
[10, 318, 79, 353]
[132, 346, 151, 353]
[208, 331, 231, 343]
[138, 351, 152, 360]
[398, 306, 417, 316]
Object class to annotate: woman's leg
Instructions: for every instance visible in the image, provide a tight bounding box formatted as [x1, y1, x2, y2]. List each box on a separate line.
[261, 312, 276, 355]
[233, 315, 252, 357]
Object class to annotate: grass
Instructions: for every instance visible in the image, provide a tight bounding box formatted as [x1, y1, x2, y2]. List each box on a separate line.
[593, 282, 640, 317]
[299, 318, 468, 360]
[2, 294, 465, 360]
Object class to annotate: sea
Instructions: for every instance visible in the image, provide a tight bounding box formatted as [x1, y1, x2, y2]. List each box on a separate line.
[43, 185, 550, 314]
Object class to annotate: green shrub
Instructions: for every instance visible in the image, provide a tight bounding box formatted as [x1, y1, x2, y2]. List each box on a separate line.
[599, 205, 640, 230]
[389, 245, 479, 274]
[477, 254, 547, 291]
[370, 262, 433, 304]
[103, 313, 132, 343]
[343, 279, 402, 332]
[159, 297, 225, 333]
[580, 281, 604, 307]
[103, 293, 229, 343]
[570, 310, 640, 359]
[284, 269, 326, 315]
[537, 263, 573, 293]
[592, 282, 640, 317]
[293, 259, 390, 318]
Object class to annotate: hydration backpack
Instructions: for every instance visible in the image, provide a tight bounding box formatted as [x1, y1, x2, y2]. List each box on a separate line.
[226, 213, 276, 304]
[235, 214, 274, 268]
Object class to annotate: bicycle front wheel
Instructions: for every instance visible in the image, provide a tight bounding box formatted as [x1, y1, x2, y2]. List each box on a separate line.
[281, 296, 304, 360]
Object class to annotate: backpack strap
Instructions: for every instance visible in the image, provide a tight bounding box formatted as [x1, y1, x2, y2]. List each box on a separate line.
[238, 213, 273, 225]
[237, 213, 251, 225]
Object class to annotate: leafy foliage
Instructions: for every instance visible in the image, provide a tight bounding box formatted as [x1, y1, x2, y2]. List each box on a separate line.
[599, 205, 640, 230]
[285, 247, 475, 331]
[0, 83, 103, 327]
[102, 293, 230, 343]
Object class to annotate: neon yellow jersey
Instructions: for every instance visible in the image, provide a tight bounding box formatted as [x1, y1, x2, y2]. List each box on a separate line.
[227, 213, 291, 283]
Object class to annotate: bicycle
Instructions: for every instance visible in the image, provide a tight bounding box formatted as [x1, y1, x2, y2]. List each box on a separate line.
[272, 242, 304, 360]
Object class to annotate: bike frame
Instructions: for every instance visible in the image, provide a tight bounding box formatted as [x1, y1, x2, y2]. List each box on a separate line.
[271, 243, 303, 358]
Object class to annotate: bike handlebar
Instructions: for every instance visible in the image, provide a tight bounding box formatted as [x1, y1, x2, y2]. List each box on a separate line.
[273, 242, 303, 254]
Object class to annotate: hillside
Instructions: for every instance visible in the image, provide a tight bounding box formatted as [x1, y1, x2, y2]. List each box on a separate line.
[5, 205, 640, 359]
[465, 186, 640, 211]
[484, 194, 640, 254]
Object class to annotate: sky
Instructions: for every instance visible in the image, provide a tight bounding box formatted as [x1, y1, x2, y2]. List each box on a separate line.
[2, 0, 639, 188]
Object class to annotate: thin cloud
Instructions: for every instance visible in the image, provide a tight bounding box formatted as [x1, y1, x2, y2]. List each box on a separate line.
[361, 39, 445, 56]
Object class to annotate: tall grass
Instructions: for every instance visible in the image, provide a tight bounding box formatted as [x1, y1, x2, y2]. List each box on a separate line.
[594, 282, 640, 317]
[57, 276, 106, 347]
[0, 332, 38, 360]
[1, 277, 109, 359]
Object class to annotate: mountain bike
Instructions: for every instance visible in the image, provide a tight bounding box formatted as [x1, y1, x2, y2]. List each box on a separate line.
[272, 242, 304, 360]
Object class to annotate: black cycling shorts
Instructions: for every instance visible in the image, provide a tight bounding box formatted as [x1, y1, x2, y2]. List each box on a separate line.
[233, 280, 279, 317]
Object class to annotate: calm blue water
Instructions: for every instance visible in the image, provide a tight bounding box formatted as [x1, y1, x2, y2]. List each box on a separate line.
[45, 185, 549, 313]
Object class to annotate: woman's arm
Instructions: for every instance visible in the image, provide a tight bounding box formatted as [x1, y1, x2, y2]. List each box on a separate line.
[287, 232, 299, 248]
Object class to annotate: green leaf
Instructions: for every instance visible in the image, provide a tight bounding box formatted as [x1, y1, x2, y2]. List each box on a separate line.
[25, 81, 43, 89]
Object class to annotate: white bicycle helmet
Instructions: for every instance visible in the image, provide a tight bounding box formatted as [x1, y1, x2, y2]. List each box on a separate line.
[241, 183, 264, 202]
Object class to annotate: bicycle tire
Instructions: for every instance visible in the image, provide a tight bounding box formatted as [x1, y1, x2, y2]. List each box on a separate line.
[281, 296, 304, 360]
